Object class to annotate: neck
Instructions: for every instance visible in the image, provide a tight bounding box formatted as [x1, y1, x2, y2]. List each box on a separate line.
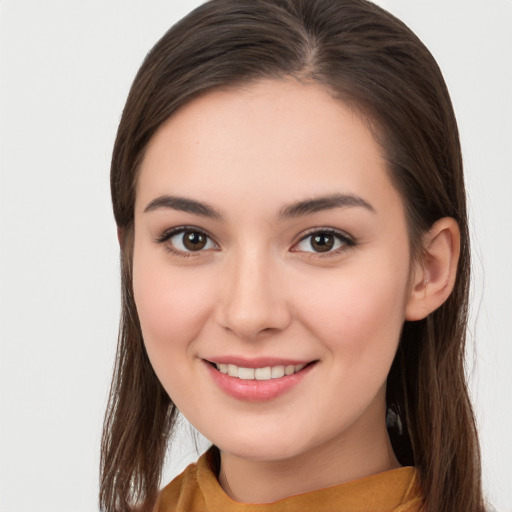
[217, 399, 400, 503]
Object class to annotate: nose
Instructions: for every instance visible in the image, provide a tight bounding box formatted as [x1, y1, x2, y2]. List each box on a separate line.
[215, 249, 292, 341]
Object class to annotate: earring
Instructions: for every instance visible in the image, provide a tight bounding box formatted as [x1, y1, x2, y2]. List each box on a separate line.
[386, 407, 403, 436]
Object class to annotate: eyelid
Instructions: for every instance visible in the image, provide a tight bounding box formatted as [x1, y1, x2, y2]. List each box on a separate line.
[155, 225, 219, 255]
[155, 225, 355, 258]
[291, 227, 356, 255]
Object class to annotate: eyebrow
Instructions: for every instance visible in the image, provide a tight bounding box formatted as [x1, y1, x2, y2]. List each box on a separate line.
[144, 195, 223, 219]
[143, 193, 375, 219]
[279, 193, 375, 218]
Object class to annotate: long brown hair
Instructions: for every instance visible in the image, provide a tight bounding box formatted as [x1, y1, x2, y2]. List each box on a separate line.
[101, 1, 484, 510]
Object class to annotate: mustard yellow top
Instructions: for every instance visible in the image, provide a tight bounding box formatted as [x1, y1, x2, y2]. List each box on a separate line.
[156, 448, 423, 512]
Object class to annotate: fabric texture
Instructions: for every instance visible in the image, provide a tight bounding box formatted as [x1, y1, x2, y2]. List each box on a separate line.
[156, 448, 423, 512]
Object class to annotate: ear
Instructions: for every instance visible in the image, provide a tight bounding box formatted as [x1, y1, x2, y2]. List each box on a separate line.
[405, 217, 460, 321]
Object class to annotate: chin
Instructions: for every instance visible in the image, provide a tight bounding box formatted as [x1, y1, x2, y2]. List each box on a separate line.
[210, 426, 319, 463]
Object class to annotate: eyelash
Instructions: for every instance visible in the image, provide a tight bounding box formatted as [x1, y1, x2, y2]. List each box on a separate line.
[155, 226, 356, 258]
[292, 228, 356, 258]
[155, 226, 219, 258]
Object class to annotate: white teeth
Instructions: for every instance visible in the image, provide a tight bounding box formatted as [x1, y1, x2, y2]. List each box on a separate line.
[215, 362, 307, 380]
[285, 365, 295, 376]
[254, 367, 272, 380]
[238, 367, 255, 380]
[271, 366, 285, 378]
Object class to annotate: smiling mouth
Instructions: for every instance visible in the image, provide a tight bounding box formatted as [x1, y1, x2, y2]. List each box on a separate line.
[209, 361, 315, 380]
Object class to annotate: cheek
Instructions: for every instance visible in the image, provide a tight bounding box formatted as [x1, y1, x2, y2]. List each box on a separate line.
[295, 258, 410, 364]
[132, 245, 215, 357]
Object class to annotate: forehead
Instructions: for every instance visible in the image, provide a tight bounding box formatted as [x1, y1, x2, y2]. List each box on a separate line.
[136, 79, 402, 219]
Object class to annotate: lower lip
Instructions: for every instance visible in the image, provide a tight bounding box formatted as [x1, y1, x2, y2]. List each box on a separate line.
[204, 361, 316, 402]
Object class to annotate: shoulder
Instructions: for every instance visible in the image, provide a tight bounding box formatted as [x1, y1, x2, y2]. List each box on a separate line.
[155, 449, 218, 512]
[154, 452, 423, 512]
[156, 461, 202, 512]
[392, 468, 423, 512]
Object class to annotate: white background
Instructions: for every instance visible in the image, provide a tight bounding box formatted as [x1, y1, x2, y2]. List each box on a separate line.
[1, 1, 511, 511]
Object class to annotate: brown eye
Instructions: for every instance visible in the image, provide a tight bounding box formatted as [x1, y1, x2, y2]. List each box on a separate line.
[166, 229, 217, 253]
[310, 234, 335, 252]
[183, 231, 207, 251]
[294, 230, 354, 255]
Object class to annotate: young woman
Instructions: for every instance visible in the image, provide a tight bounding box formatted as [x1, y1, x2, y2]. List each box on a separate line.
[100, 1, 484, 511]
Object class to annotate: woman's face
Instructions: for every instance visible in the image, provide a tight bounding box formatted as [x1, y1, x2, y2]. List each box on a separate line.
[133, 80, 416, 464]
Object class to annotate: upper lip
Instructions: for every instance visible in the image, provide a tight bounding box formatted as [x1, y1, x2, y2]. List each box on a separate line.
[204, 356, 315, 368]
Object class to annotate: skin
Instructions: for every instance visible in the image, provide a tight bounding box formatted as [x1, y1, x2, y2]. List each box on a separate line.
[131, 79, 459, 503]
